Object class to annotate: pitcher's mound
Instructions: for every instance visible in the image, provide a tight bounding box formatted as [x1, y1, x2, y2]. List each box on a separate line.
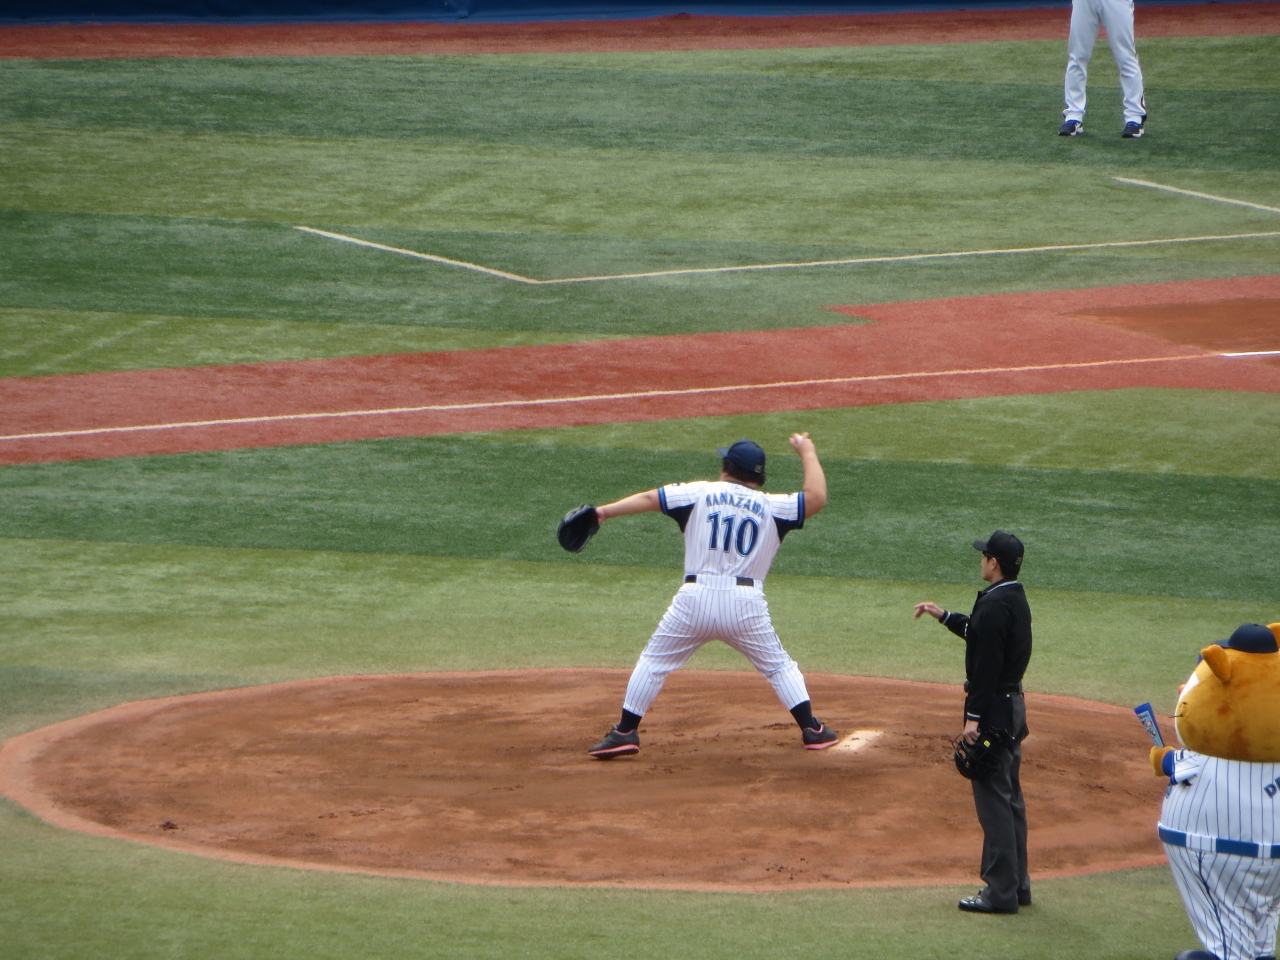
[0, 670, 1167, 891]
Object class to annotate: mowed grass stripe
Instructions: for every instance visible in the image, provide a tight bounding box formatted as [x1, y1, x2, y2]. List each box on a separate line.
[0, 538, 1264, 734]
[8, 129, 1279, 247]
[0, 798, 1194, 960]
[4, 210, 1279, 342]
[473, 390, 1280, 481]
[438, 37, 1280, 92]
[0, 437, 1275, 602]
[0, 306, 611, 379]
[2, 40, 1278, 169]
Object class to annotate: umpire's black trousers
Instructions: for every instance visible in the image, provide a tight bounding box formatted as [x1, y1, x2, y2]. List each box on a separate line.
[971, 694, 1030, 910]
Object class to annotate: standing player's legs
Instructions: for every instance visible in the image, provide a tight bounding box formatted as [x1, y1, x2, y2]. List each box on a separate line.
[1099, 0, 1146, 125]
[1006, 696, 1031, 905]
[1063, 0, 1101, 123]
[971, 745, 1024, 912]
[1008, 746, 1031, 906]
[595, 581, 837, 754]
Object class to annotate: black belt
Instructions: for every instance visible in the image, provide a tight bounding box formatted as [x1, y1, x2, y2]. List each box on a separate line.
[963, 681, 1023, 695]
[685, 574, 755, 587]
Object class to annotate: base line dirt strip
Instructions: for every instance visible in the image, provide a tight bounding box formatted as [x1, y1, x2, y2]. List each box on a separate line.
[2, 276, 1278, 466]
[3, 3, 1277, 59]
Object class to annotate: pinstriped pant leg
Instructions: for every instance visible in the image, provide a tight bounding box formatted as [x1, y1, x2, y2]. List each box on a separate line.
[721, 590, 810, 711]
[622, 587, 708, 717]
[1258, 879, 1280, 958]
[1232, 855, 1280, 960]
[1165, 845, 1280, 960]
[1167, 845, 1231, 959]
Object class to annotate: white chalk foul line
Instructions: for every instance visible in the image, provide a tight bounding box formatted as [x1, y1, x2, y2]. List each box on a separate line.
[0, 351, 1249, 444]
[1113, 177, 1280, 216]
[1223, 349, 1280, 358]
[294, 225, 1280, 286]
[294, 226, 539, 284]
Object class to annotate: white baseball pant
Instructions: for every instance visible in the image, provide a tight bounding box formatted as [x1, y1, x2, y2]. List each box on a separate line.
[1164, 844, 1280, 960]
[1064, 0, 1146, 124]
[622, 576, 810, 717]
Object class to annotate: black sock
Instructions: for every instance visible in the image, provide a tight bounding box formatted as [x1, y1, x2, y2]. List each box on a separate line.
[790, 700, 819, 731]
[618, 709, 642, 733]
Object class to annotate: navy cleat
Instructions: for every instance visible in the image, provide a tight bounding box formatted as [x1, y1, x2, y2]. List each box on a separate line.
[588, 725, 640, 759]
[1122, 120, 1145, 138]
[802, 722, 839, 750]
[1058, 119, 1083, 136]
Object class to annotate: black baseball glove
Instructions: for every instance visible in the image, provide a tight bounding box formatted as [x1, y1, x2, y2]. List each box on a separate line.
[557, 504, 600, 553]
[953, 730, 1009, 781]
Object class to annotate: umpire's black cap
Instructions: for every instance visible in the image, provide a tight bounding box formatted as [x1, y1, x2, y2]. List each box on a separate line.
[973, 530, 1024, 580]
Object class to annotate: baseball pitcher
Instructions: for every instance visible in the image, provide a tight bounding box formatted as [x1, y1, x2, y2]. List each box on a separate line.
[561, 433, 839, 759]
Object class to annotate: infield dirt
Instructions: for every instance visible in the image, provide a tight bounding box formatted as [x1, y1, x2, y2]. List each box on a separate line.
[0, 670, 1168, 891]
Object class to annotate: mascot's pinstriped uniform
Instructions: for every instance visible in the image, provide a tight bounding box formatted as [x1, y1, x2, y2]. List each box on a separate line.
[1152, 622, 1280, 960]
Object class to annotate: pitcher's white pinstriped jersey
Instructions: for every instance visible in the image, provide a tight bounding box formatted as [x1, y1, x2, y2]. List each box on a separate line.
[658, 480, 803, 581]
[1159, 750, 1280, 960]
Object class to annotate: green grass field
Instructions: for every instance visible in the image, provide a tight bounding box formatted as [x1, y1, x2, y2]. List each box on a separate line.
[1, 28, 1279, 960]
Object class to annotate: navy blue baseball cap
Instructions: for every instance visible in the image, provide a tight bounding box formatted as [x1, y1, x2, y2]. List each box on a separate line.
[973, 530, 1024, 579]
[717, 440, 766, 479]
[1218, 623, 1279, 654]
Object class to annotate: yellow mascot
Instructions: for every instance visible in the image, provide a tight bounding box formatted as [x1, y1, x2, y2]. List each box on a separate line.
[1152, 622, 1280, 960]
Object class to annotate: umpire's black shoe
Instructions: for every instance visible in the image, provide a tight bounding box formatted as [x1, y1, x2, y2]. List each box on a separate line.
[802, 722, 839, 750]
[958, 893, 1017, 914]
[588, 726, 639, 759]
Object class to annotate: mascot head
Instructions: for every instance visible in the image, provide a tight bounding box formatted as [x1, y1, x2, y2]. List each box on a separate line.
[1174, 622, 1280, 762]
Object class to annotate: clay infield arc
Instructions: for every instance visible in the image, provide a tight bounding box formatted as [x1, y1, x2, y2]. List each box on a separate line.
[0, 670, 1170, 891]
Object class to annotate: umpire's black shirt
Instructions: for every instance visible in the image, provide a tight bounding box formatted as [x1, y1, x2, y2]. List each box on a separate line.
[940, 580, 1032, 737]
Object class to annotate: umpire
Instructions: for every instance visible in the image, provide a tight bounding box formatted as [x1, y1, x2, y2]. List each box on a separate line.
[914, 530, 1033, 914]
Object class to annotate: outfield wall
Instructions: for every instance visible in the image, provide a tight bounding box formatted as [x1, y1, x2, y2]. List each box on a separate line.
[0, 0, 1076, 25]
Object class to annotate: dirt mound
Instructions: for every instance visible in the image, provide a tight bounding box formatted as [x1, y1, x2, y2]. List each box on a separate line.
[0, 670, 1167, 891]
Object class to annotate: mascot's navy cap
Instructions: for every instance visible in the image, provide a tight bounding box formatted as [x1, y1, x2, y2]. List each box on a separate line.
[1219, 623, 1279, 654]
[973, 530, 1024, 579]
[717, 440, 766, 478]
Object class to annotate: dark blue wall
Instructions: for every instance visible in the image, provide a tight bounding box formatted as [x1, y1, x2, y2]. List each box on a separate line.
[0, 0, 1074, 24]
